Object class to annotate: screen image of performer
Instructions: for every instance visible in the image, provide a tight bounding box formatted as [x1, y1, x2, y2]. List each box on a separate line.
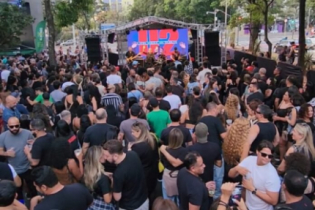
[143, 47, 157, 67]
[171, 47, 180, 61]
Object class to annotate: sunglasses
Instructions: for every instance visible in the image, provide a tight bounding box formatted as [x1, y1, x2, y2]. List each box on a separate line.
[8, 125, 20, 129]
[260, 152, 273, 159]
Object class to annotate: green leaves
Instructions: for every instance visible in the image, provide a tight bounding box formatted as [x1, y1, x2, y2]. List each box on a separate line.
[0, 2, 34, 48]
[54, 0, 94, 28]
[129, 0, 224, 24]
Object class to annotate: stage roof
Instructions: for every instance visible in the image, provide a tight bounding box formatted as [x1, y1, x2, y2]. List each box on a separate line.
[106, 16, 203, 33]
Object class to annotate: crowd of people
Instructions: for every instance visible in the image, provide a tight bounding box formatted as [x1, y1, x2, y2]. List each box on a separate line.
[0, 49, 315, 210]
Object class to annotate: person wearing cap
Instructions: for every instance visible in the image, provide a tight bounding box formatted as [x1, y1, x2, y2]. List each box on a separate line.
[106, 66, 122, 88]
[147, 97, 171, 140]
[188, 122, 222, 183]
[118, 104, 149, 144]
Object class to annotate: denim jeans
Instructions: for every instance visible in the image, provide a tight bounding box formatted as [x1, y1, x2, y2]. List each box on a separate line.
[162, 179, 179, 206]
[213, 157, 224, 199]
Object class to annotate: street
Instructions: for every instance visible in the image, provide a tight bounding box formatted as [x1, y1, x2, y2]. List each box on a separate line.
[236, 31, 299, 52]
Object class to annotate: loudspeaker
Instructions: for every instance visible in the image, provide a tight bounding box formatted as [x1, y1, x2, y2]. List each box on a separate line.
[204, 31, 219, 48]
[108, 33, 115, 44]
[85, 36, 101, 62]
[205, 46, 221, 66]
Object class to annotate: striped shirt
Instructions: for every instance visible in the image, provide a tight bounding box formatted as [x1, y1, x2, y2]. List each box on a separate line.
[101, 93, 123, 110]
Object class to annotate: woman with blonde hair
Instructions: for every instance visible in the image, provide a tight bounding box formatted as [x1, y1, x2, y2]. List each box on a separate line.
[130, 122, 159, 202]
[159, 128, 188, 205]
[83, 146, 115, 210]
[223, 118, 250, 166]
[278, 123, 315, 174]
[224, 94, 241, 122]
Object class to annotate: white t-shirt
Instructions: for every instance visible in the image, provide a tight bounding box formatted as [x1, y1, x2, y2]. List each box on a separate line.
[163, 94, 181, 110]
[239, 156, 280, 210]
[1, 70, 10, 83]
[8, 164, 17, 178]
[197, 68, 212, 85]
[107, 74, 122, 85]
[61, 81, 74, 91]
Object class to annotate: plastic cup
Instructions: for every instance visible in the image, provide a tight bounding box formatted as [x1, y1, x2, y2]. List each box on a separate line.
[74, 149, 82, 157]
[226, 119, 232, 125]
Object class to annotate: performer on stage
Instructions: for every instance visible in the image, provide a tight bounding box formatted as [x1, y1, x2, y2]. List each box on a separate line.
[125, 47, 137, 64]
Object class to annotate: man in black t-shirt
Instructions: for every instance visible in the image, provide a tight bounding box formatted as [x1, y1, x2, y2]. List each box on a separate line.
[246, 82, 264, 104]
[103, 140, 148, 210]
[30, 166, 93, 210]
[188, 123, 221, 183]
[281, 170, 313, 210]
[147, 87, 171, 112]
[161, 109, 192, 147]
[24, 119, 54, 167]
[177, 152, 214, 210]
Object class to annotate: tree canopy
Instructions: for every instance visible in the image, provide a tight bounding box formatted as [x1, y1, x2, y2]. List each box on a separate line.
[0, 2, 34, 48]
[128, 0, 223, 24]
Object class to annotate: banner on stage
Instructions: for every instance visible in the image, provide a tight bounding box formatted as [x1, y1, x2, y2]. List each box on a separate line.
[127, 29, 189, 59]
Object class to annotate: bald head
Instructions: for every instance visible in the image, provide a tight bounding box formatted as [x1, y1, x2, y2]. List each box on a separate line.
[7, 117, 20, 134]
[95, 108, 107, 121]
[5, 96, 17, 108]
[8, 117, 19, 125]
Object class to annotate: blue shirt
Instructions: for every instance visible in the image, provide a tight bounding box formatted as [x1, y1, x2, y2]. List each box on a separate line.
[127, 90, 143, 102]
[16, 104, 29, 115]
[3, 108, 21, 130]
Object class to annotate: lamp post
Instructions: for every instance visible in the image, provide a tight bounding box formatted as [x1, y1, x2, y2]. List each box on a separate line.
[206, 11, 217, 26]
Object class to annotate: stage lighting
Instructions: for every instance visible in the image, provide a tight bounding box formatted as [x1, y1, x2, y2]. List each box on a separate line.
[173, 28, 177, 32]
[136, 27, 140, 31]
[126, 30, 130, 35]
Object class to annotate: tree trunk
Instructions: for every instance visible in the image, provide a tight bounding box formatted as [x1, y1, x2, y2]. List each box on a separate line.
[44, 0, 57, 68]
[298, 0, 306, 72]
[249, 23, 259, 53]
[263, 3, 272, 56]
[83, 12, 91, 31]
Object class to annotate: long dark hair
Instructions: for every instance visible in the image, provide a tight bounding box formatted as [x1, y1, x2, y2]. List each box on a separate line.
[188, 102, 203, 124]
[48, 137, 72, 170]
[55, 120, 72, 137]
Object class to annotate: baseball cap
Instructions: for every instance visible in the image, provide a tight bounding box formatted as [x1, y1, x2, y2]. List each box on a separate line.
[149, 97, 159, 108]
[10, 92, 21, 98]
[195, 122, 208, 143]
[132, 61, 139, 65]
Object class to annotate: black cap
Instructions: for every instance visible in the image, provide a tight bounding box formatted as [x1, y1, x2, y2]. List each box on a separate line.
[130, 104, 142, 116]
[149, 97, 159, 108]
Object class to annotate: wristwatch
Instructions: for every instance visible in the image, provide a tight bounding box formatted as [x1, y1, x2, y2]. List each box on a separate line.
[252, 188, 257, 195]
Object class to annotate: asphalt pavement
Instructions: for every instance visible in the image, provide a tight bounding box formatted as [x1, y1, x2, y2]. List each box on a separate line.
[235, 31, 299, 52]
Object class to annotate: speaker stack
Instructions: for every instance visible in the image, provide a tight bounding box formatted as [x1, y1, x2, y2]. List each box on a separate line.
[85, 36, 102, 63]
[204, 31, 221, 66]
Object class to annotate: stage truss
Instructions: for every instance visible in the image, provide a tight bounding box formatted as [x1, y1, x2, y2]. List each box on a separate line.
[79, 16, 228, 66]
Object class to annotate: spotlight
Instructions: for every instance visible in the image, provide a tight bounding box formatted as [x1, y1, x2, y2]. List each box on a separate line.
[172, 28, 177, 32]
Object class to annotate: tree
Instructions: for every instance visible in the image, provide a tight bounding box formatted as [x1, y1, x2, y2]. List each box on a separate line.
[298, 0, 306, 71]
[262, 0, 275, 56]
[55, 0, 94, 30]
[0, 2, 34, 48]
[44, 0, 57, 67]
